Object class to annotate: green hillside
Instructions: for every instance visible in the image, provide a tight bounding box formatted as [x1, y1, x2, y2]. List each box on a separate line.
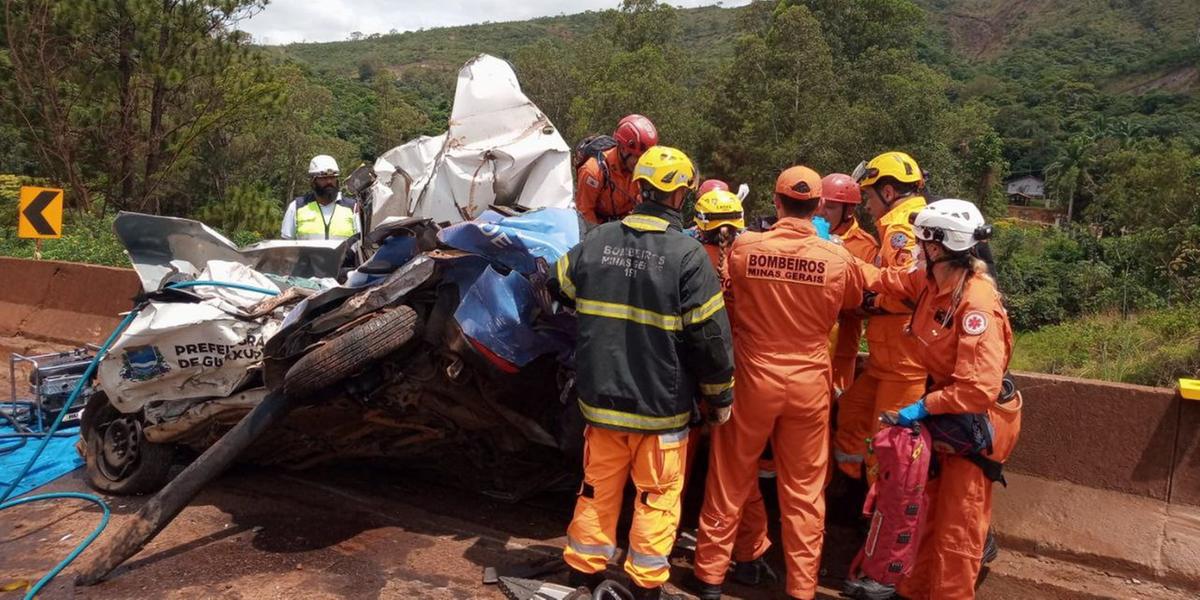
[5, 0, 1200, 389]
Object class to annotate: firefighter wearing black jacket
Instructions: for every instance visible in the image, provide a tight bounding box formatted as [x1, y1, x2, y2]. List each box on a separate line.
[553, 145, 735, 600]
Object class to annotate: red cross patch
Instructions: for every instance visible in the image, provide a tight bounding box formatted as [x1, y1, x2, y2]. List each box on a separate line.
[962, 311, 989, 336]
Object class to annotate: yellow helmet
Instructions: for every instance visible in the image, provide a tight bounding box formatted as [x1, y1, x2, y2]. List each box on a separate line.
[632, 145, 697, 193]
[854, 151, 923, 187]
[695, 189, 745, 231]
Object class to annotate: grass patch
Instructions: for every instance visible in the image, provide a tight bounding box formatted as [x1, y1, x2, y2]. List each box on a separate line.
[1013, 304, 1200, 387]
[0, 212, 129, 267]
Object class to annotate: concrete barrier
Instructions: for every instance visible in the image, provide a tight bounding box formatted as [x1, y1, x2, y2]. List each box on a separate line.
[1007, 372, 1179, 501]
[0, 257, 140, 345]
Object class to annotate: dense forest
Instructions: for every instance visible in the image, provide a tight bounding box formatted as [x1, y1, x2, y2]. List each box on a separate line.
[2, 0, 1199, 385]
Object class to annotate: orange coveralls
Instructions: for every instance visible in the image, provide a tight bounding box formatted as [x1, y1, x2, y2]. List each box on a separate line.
[694, 218, 865, 598]
[575, 148, 641, 224]
[683, 238, 771, 566]
[863, 264, 1022, 600]
[830, 219, 879, 393]
[835, 196, 927, 480]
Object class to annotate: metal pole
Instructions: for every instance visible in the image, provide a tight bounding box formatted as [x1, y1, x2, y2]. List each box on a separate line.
[75, 391, 293, 585]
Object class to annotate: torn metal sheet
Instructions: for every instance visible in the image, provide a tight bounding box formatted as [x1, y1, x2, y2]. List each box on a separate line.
[97, 301, 275, 413]
[114, 212, 347, 293]
[371, 54, 574, 226]
[143, 388, 267, 441]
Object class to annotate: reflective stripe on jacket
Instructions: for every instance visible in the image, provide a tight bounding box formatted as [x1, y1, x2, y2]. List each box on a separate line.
[552, 202, 735, 433]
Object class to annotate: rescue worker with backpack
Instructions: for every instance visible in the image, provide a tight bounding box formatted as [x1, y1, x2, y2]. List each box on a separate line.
[685, 185, 777, 589]
[281, 154, 359, 241]
[552, 146, 735, 600]
[573, 115, 659, 225]
[850, 199, 1022, 600]
[835, 152, 928, 481]
[690, 166, 866, 600]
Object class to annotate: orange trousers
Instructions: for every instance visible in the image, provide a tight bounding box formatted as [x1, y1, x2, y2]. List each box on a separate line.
[899, 455, 994, 600]
[833, 373, 925, 480]
[694, 394, 829, 598]
[681, 427, 770, 563]
[564, 426, 687, 588]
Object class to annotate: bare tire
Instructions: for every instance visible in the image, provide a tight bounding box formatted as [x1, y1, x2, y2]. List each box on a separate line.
[81, 393, 174, 495]
[283, 306, 419, 399]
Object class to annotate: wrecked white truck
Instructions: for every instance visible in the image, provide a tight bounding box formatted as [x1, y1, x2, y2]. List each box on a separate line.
[77, 54, 587, 506]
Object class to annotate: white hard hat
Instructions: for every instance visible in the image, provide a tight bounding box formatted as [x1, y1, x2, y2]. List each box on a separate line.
[912, 199, 990, 252]
[308, 154, 339, 177]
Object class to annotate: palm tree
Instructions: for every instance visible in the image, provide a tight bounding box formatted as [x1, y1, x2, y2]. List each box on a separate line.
[1044, 136, 1095, 225]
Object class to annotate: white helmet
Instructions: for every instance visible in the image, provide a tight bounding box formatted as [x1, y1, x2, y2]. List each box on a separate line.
[307, 154, 339, 177]
[912, 199, 991, 252]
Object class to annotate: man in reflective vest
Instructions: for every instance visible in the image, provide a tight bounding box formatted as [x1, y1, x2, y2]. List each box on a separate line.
[552, 145, 735, 600]
[281, 154, 359, 240]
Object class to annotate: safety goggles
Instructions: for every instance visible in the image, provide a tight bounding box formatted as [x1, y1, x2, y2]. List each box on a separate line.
[851, 160, 877, 184]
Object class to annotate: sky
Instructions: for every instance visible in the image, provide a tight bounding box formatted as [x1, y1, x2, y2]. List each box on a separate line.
[239, 0, 746, 45]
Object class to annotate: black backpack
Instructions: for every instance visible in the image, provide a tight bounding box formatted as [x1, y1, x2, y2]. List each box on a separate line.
[573, 134, 618, 188]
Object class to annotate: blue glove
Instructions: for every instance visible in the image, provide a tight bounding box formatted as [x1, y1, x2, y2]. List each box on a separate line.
[812, 216, 832, 240]
[895, 398, 929, 427]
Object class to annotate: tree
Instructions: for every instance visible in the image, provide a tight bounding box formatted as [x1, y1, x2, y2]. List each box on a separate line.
[1045, 135, 1096, 224]
[2, 0, 275, 215]
[703, 5, 845, 214]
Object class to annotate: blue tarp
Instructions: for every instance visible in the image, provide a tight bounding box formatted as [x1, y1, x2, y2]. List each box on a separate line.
[438, 207, 580, 274]
[0, 425, 83, 498]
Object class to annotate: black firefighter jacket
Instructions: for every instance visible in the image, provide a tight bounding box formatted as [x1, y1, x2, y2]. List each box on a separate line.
[552, 202, 735, 434]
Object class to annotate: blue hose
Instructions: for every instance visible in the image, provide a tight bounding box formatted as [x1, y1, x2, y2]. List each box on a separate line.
[166, 280, 280, 296]
[1, 493, 110, 599]
[0, 308, 140, 504]
[0, 280, 279, 598]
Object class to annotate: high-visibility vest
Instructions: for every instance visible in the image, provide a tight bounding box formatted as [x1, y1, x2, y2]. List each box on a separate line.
[295, 198, 356, 240]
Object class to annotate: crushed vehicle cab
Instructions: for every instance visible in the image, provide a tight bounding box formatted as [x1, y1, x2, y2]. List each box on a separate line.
[78, 54, 587, 499]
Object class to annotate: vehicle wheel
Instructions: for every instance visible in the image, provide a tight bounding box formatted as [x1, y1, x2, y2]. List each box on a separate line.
[283, 306, 419, 400]
[81, 393, 174, 495]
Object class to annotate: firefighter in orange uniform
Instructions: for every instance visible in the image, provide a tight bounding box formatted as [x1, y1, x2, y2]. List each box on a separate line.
[855, 199, 1022, 599]
[817, 173, 878, 395]
[687, 187, 776, 586]
[575, 114, 659, 224]
[835, 152, 929, 480]
[690, 166, 866, 600]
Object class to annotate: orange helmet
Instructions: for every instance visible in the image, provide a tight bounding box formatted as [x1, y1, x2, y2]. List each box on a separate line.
[775, 166, 823, 201]
[821, 173, 861, 205]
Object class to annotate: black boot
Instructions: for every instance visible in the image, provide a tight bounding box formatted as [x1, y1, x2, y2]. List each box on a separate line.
[630, 584, 685, 600]
[567, 568, 605, 590]
[732, 557, 778, 587]
[843, 577, 898, 600]
[983, 528, 999, 564]
[682, 572, 722, 600]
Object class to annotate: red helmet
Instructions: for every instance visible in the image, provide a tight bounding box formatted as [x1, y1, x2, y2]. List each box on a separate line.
[613, 114, 658, 156]
[820, 173, 861, 205]
[698, 179, 729, 197]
